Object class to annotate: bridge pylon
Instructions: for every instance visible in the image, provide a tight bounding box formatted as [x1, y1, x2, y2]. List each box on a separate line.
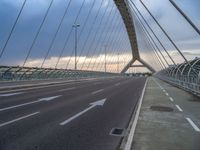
[114, 0, 155, 74]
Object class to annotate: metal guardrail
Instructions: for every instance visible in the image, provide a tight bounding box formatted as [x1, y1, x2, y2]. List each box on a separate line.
[156, 58, 200, 96]
[0, 66, 121, 81]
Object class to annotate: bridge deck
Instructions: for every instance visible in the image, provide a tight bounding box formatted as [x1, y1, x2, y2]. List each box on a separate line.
[132, 77, 200, 150]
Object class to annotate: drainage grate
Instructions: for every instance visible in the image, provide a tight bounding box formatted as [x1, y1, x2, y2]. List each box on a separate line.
[150, 105, 174, 112]
[110, 128, 126, 137]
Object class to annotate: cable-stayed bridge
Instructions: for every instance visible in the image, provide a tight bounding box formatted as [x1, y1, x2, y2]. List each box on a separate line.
[0, 0, 199, 150]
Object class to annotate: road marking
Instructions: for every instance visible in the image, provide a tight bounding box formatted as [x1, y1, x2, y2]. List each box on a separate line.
[186, 118, 200, 132]
[0, 92, 23, 97]
[115, 83, 120, 86]
[60, 99, 106, 126]
[165, 92, 169, 96]
[124, 79, 148, 150]
[38, 95, 61, 101]
[169, 97, 174, 102]
[0, 95, 61, 112]
[175, 105, 183, 112]
[91, 89, 104, 95]
[59, 87, 76, 92]
[0, 112, 40, 128]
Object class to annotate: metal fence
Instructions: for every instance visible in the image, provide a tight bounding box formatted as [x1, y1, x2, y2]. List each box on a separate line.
[155, 58, 200, 96]
[0, 66, 120, 81]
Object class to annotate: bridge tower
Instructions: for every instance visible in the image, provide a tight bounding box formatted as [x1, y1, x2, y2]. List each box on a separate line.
[114, 0, 155, 73]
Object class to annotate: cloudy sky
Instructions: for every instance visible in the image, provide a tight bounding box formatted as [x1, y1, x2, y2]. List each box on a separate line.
[0, 0, 199, 72]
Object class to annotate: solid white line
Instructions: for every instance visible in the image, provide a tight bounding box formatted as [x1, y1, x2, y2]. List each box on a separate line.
[169, 97, 174, 102]
[91, 89, 104, 95]
[0, 92, 23, 97]
[186, 118, 200, 132]
[59, 87, 76, 92]
[124, 79, 148, 150]
[0, 79, 92, 94]
[175, 105, 183, 112]
[0, 95, 61, 112]
[0, 112, 40, 127]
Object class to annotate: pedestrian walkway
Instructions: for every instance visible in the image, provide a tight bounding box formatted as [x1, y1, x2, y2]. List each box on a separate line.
[131, 77, 200, 150]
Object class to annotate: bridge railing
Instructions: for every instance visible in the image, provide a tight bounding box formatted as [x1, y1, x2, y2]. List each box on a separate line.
[156, 58, 200, 96]
[0, 66, 120, 81]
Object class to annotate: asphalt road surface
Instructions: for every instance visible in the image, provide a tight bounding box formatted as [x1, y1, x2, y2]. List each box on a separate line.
[0, 77, 146, 150]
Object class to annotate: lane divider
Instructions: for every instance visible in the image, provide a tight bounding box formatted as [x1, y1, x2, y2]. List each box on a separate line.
[153, 78, 200, 132]
[185, 118, 200, 132]
[59, 87, 76, 92]
[0, 112, 40, 128]
[0, 92, 24, 97]
[124, 79, 148, 150]
[169, 97, 174, 102]
[0, 95, 61, 112]
[175, 105, 183, 112]
[91, 89, 104, 95]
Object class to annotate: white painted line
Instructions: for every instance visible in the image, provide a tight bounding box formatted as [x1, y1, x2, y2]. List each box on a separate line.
[60, 99, 106, 125]
[91, 89, 104, 95]
[0, 92, 23, 97]
[165, 92, 169, 96]
[0, 95, 61, 112]
[115, 83, 120, 86]
[169, 97, 174, 102]
[186, 118, 200, 132]
[0, 80, 86, 94]
[0, 112, 40, 127]
[175, 105, 183, 112]
[59, 87, 76, 92]
[124, 79, 148, 150]
[38, 95, 61, 101]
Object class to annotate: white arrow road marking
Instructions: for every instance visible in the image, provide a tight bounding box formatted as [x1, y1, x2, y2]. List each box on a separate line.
[60, 98, 106, 126]
[0, 92, 24, 97]
[0, 95, 61, 112]
[0, 112, 40, 128]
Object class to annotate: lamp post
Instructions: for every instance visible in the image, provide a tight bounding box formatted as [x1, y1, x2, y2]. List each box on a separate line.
[104, 45, 107, 73]
[117, 52, 119, 73]
[72, 23, 80, 70]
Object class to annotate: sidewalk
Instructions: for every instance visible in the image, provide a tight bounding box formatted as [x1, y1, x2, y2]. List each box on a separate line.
[131, 77, 200, 150]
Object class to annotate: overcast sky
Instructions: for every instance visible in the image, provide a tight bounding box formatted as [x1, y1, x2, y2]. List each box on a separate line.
[0, 0, 199, 72]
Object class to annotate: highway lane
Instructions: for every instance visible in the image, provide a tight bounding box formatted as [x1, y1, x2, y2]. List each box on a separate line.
[0, 77, 127, 122]
[0, 77, 146, 150]
[0, 77, 125, 107]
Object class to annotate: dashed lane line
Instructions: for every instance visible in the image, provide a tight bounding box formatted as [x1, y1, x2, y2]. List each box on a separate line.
[0, 112, 40, 128]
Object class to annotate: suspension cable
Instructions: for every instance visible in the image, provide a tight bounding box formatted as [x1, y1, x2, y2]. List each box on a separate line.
[22, 0, 56, 67]
[0, 0, 28, 60]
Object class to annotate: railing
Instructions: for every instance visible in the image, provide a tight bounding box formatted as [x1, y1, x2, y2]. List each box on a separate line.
[156, 58, 200, 96]
[0, 66, 121, 81]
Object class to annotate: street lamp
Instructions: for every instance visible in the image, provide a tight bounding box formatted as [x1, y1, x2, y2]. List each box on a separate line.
[117, 52, 119, 73]
[104, 45, 107, 73]
[72, 23, 80, 70]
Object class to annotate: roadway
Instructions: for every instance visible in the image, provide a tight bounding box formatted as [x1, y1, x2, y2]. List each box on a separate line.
[0, 77, 146, 150]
